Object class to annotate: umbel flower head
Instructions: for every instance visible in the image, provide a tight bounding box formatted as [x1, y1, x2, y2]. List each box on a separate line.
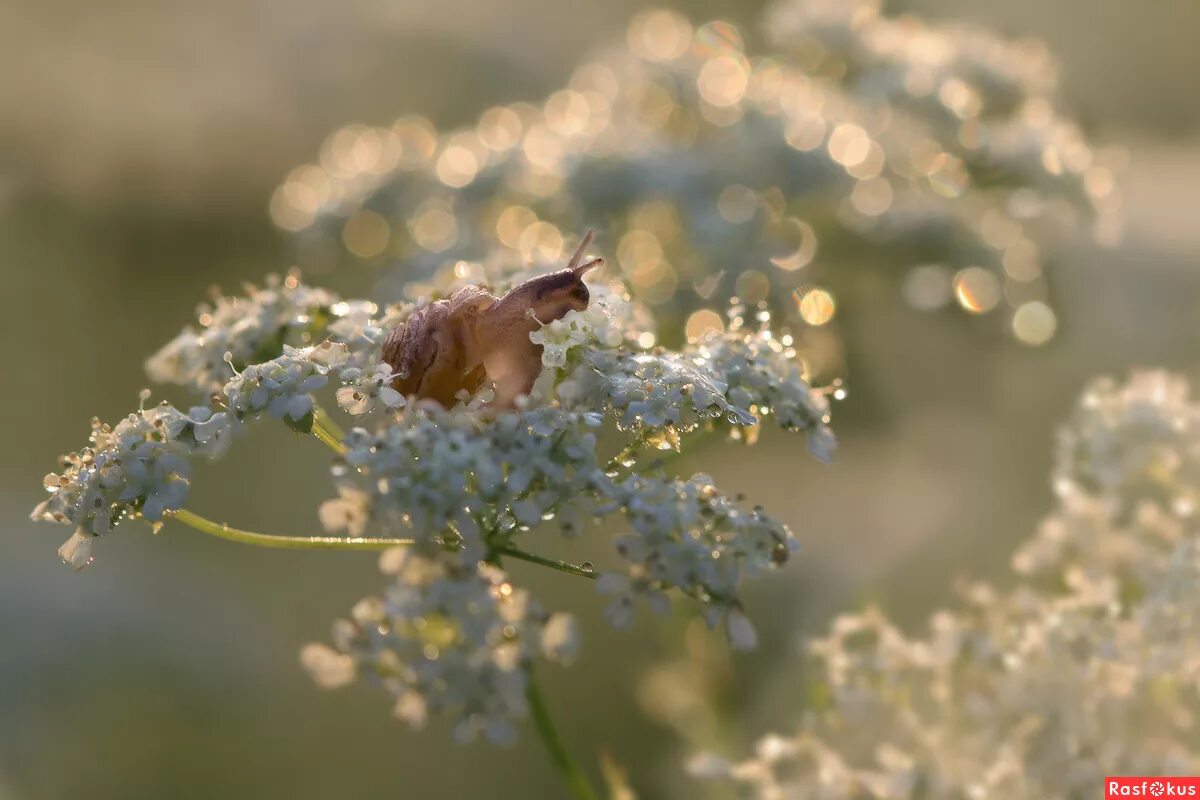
[272, 0, 1117, 350]
[31, 237, 836, 744]
[690, 371, 1200, 798]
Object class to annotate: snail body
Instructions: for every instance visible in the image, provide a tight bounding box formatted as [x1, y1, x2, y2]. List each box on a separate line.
[383, 232, 603, 408]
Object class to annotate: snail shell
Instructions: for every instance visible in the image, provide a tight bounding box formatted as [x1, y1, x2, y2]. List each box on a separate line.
[381, 231, 603, 409]
[381, 286, 496, 408]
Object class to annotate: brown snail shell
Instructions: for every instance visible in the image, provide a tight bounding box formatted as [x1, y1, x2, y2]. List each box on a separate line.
[382, 231, 603, 409]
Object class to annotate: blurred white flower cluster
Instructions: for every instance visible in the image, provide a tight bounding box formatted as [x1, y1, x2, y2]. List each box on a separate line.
[301, 550, 579, 745]
[271, 0, 1117, 350]
[690, 371, 1200, 798]
[33, 243, 835, 743]
[34, 402, 212, 570]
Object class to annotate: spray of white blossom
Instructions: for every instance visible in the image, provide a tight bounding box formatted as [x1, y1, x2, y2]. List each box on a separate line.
[31, 246, 834, 759]
[690, 371, 1200, 799]
[272, 0, 1117, 351]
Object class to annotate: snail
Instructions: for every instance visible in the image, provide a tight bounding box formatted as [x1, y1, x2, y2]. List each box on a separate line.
[382, 230, 604, 408]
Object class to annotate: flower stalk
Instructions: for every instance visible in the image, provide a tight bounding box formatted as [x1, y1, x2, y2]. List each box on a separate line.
[526, 672, 600, 800]
[311, 404, 347, 454]
[170, 509, 413, 550]
[498, 546, 596, 580]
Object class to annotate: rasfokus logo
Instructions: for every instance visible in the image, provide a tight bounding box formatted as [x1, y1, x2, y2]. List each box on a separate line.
[1107, 777, 1200, 798]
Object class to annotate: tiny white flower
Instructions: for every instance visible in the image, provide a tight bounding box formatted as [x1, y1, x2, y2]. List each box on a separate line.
[57, 529, 95, 571]
[299, 643, 357, 688]
[726, 611, 758, 651]
[540, 613, 581, 664]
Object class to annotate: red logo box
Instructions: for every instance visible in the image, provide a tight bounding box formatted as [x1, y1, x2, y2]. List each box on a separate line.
[1107, 778, 1200, 798]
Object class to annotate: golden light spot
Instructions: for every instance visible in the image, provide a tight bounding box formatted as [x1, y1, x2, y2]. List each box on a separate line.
[617, 230, 664, 273]
[627, 9, 693, 62]
[938, 78, 980, 119]
[827, 123, 871, 168]
[628, 81, 677, 131]
[1085, 166, 1115, 199]
[692, 20, 743, 57]
[769, 218, 818, 271]
[797, 288, 836, 326]
[629, 200, 682, 241]
[569, 63, 619, 100]
[700, 102, 743, 128]
[544, 90, 591, 137]
[1012, 301, 1057, 346]
[979, 210, 1022, 248]
[846, 141, 885, 179]
[631, 259, 678, 304]
[477, 106, 523, 151]
[1002, 239, 1041, 281]
[850, 177, 894, 216]
[409, 200, 458, 253]
[269, 185, 311, 232]
[390, 116, 438, 166]
[1063, 141, 1092, 173]
[907, 137, 943, 176]
[904, 67, 935, 98]
[320, 125, 370, 178]
[958, 120, 983, 150]
[735, 270, 770, 304]
[902, 265, 952, 310]
[1041, 146, 1063, 176]
[342, 210, 390, 259]
[927, 153, 968, 198]
[518, 221, 563, 263]
[685, 309, 725, 341]
[435, 144, 479, 188]
[522, 124, 564, 171]
[717, 184, 758, 223]
[698, 55, 750, 108]
[785, 112, 826, 151]
[637, 331, 657, 349]
[274, 166, 333, 229]
[953, 267, 1001, 313]
[496, 206, 537, 250]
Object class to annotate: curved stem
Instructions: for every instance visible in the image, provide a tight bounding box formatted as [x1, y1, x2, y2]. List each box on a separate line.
[526, 672, 599, 800]
[170, 509, 413, 550]
[498, 546, 596, 580]
[311, 405, 347, 455]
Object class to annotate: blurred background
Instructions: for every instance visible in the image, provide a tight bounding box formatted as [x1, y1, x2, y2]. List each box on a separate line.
[2, 0, 1199, 797]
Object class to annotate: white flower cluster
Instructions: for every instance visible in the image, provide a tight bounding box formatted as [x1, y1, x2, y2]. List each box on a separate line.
[690, 372, 1200, 798]
[36, 265, 835, 744]
[31, 400, 232, 569]
[1054, 371, 1200, 519]
[223, 341, 349, 429]
[323, 406, 611, 552]
[334, 362, 407, 415]
[273, 3, 1114, 344]
[691, 329, 837, 459]
[33, 337, 375, 568]
[300, 548, 579, 745]
[598, 473, 796, 650]
[299, 277, 835, 739]
[146, 274, 343, 395]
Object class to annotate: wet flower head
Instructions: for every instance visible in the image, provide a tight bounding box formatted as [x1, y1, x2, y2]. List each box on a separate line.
[272, 0, 1118, 354]
[32, 235, 836, 743]
[691, 372, 1200, 798]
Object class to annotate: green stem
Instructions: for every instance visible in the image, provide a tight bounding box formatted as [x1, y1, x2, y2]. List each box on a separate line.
[526, 672, 600, 800]
[170, 509, 413, 550]
[311, 404, 347, 455]
[498, 546, 596, 580]
[496, 546, 595, 578]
